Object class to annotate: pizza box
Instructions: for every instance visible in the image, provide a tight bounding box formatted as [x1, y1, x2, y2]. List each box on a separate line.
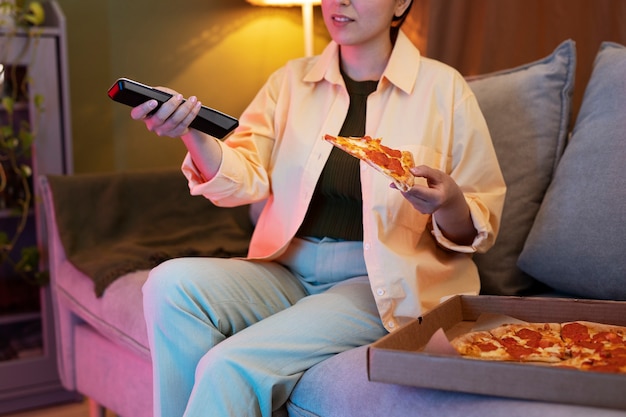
[368, 295, 626, 410]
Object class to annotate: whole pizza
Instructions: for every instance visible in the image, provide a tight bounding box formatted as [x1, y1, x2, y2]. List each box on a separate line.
[450, 320, 626, 373]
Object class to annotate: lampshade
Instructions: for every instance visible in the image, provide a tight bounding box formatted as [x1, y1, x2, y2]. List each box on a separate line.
[247, 0, 321, 6]
[246, 0, 321, 56]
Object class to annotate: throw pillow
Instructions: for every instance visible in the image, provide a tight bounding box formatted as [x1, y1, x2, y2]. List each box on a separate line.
[518, 42, 626, 299]
[467, 40, 576, 295]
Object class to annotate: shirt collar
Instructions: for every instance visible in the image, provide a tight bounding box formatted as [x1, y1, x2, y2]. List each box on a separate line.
[303, 31, 420, 95]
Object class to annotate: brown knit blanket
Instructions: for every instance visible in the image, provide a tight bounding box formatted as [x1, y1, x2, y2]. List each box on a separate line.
[46, 169, 253, 297]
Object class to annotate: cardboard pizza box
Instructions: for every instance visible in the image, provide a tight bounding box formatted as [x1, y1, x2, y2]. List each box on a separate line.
[368, 295, 626, 410]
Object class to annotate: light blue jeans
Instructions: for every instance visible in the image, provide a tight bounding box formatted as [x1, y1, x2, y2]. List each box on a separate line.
[142, 237, 388, 417]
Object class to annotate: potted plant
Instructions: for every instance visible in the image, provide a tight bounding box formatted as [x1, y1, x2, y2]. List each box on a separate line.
[0, 0, 47, 286]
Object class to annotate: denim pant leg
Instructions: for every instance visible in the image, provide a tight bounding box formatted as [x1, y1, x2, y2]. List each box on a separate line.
[143, 238, 387, 417]
[185, 275, 387, 417]
[143, 257, 308, 417]
[183, 238, 387, 417]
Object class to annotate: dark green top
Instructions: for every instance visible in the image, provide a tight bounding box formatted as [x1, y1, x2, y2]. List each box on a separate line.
[297, 74, 378, 241]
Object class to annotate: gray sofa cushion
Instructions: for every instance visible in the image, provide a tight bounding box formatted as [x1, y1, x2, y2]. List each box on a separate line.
[467, 40, 576, 296]
[518, 42, 626, 299]
[287, 345, 624, 417]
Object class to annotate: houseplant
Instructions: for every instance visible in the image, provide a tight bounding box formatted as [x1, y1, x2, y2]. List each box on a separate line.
[0, 0, 47, 285]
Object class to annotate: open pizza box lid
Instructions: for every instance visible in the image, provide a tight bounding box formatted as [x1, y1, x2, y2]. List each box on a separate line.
[368, 295, 626, 410]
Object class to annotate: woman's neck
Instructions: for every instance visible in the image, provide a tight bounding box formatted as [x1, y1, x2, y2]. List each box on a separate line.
[339, 39, 393, 82]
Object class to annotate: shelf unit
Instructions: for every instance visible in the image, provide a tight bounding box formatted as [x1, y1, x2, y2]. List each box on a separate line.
[0, 1, 78, 413]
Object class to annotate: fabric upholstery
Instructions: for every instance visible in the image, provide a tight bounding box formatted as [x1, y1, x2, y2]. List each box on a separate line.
[46, 170, 253, 297]
[74, 325, 152, 417]
[518, 42, 626, 299]
[467, 40, 576, 296]
[287, 345, 625, 417]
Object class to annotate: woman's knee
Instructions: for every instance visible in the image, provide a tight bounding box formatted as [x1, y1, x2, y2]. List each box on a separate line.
[143, 258, 185, 302]
[142, 257, 214, 320]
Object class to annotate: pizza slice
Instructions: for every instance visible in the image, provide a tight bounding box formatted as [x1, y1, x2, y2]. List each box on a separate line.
[324, 134, 415, 192]
[560, 321, 626, 371]
[557, 350, 626, 373]
[571, 321, 626, 346]
[556, 334, 626, 373]
[450, 330, 514, 361]
[490, 322, 565, 363]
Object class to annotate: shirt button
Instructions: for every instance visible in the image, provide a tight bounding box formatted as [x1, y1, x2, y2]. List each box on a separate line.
[387, 321, 396, 329]
[376, 288, 386, 296]
[364, 243, 371, 250]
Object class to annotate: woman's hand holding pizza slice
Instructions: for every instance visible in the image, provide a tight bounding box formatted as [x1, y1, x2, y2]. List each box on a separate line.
[324, 134, 477, 246]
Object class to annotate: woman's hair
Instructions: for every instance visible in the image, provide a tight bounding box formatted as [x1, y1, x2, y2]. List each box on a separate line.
[391, 0, 414, 43]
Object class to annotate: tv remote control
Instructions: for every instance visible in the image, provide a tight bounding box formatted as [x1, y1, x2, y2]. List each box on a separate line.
[108, 78, 238, 139]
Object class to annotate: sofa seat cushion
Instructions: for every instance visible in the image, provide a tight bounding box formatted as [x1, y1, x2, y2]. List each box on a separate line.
[518, 42, 626, 299]
[287, 345, 625, 417]
[55, 259, 152, 358]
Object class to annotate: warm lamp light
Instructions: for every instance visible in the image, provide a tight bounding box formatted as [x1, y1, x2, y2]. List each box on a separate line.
[246, 0, 321, 57]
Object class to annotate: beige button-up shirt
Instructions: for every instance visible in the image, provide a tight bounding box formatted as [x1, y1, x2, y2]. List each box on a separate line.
[182, 32, 506, 332]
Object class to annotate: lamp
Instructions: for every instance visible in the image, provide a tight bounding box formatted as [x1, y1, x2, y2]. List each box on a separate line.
[247, 0, 321, 57]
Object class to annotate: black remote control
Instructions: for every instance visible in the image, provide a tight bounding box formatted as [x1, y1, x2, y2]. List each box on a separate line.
[107, 78, 239, 139]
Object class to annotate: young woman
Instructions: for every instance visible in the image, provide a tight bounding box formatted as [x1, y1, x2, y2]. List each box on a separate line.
[131, 0, 506, 415]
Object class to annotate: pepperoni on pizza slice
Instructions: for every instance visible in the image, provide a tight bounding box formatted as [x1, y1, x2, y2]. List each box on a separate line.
[490, 322, 565, 363]
[559, 321, 626, 373]
[450, 330, 514, 361]
[324, 134, 415, 192]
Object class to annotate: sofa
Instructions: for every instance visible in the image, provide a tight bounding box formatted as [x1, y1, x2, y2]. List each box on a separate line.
[39, 39, 626, 417]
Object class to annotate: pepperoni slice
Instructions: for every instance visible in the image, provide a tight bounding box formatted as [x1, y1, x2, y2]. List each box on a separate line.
[516, 328, 542, 347]
[477, 342, 498, 352]
[364, 150, 389, 167]
[562, 322, 590, 342]
[380, 144, 402, 159]
[500, 337, 536, 359]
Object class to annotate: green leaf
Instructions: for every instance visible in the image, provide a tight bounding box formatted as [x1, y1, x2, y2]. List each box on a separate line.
[0, 231, 9, 245]
[16, 246, 40, 273]
[1, 96, 14, 115]
[23, 1, 45, 26]
[0, 124, 14, 140]
[6, 137, 19, 149]
[19, 127, 34, 150]
[33, 93, 44, 111]
[19, 163, 32, 178]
